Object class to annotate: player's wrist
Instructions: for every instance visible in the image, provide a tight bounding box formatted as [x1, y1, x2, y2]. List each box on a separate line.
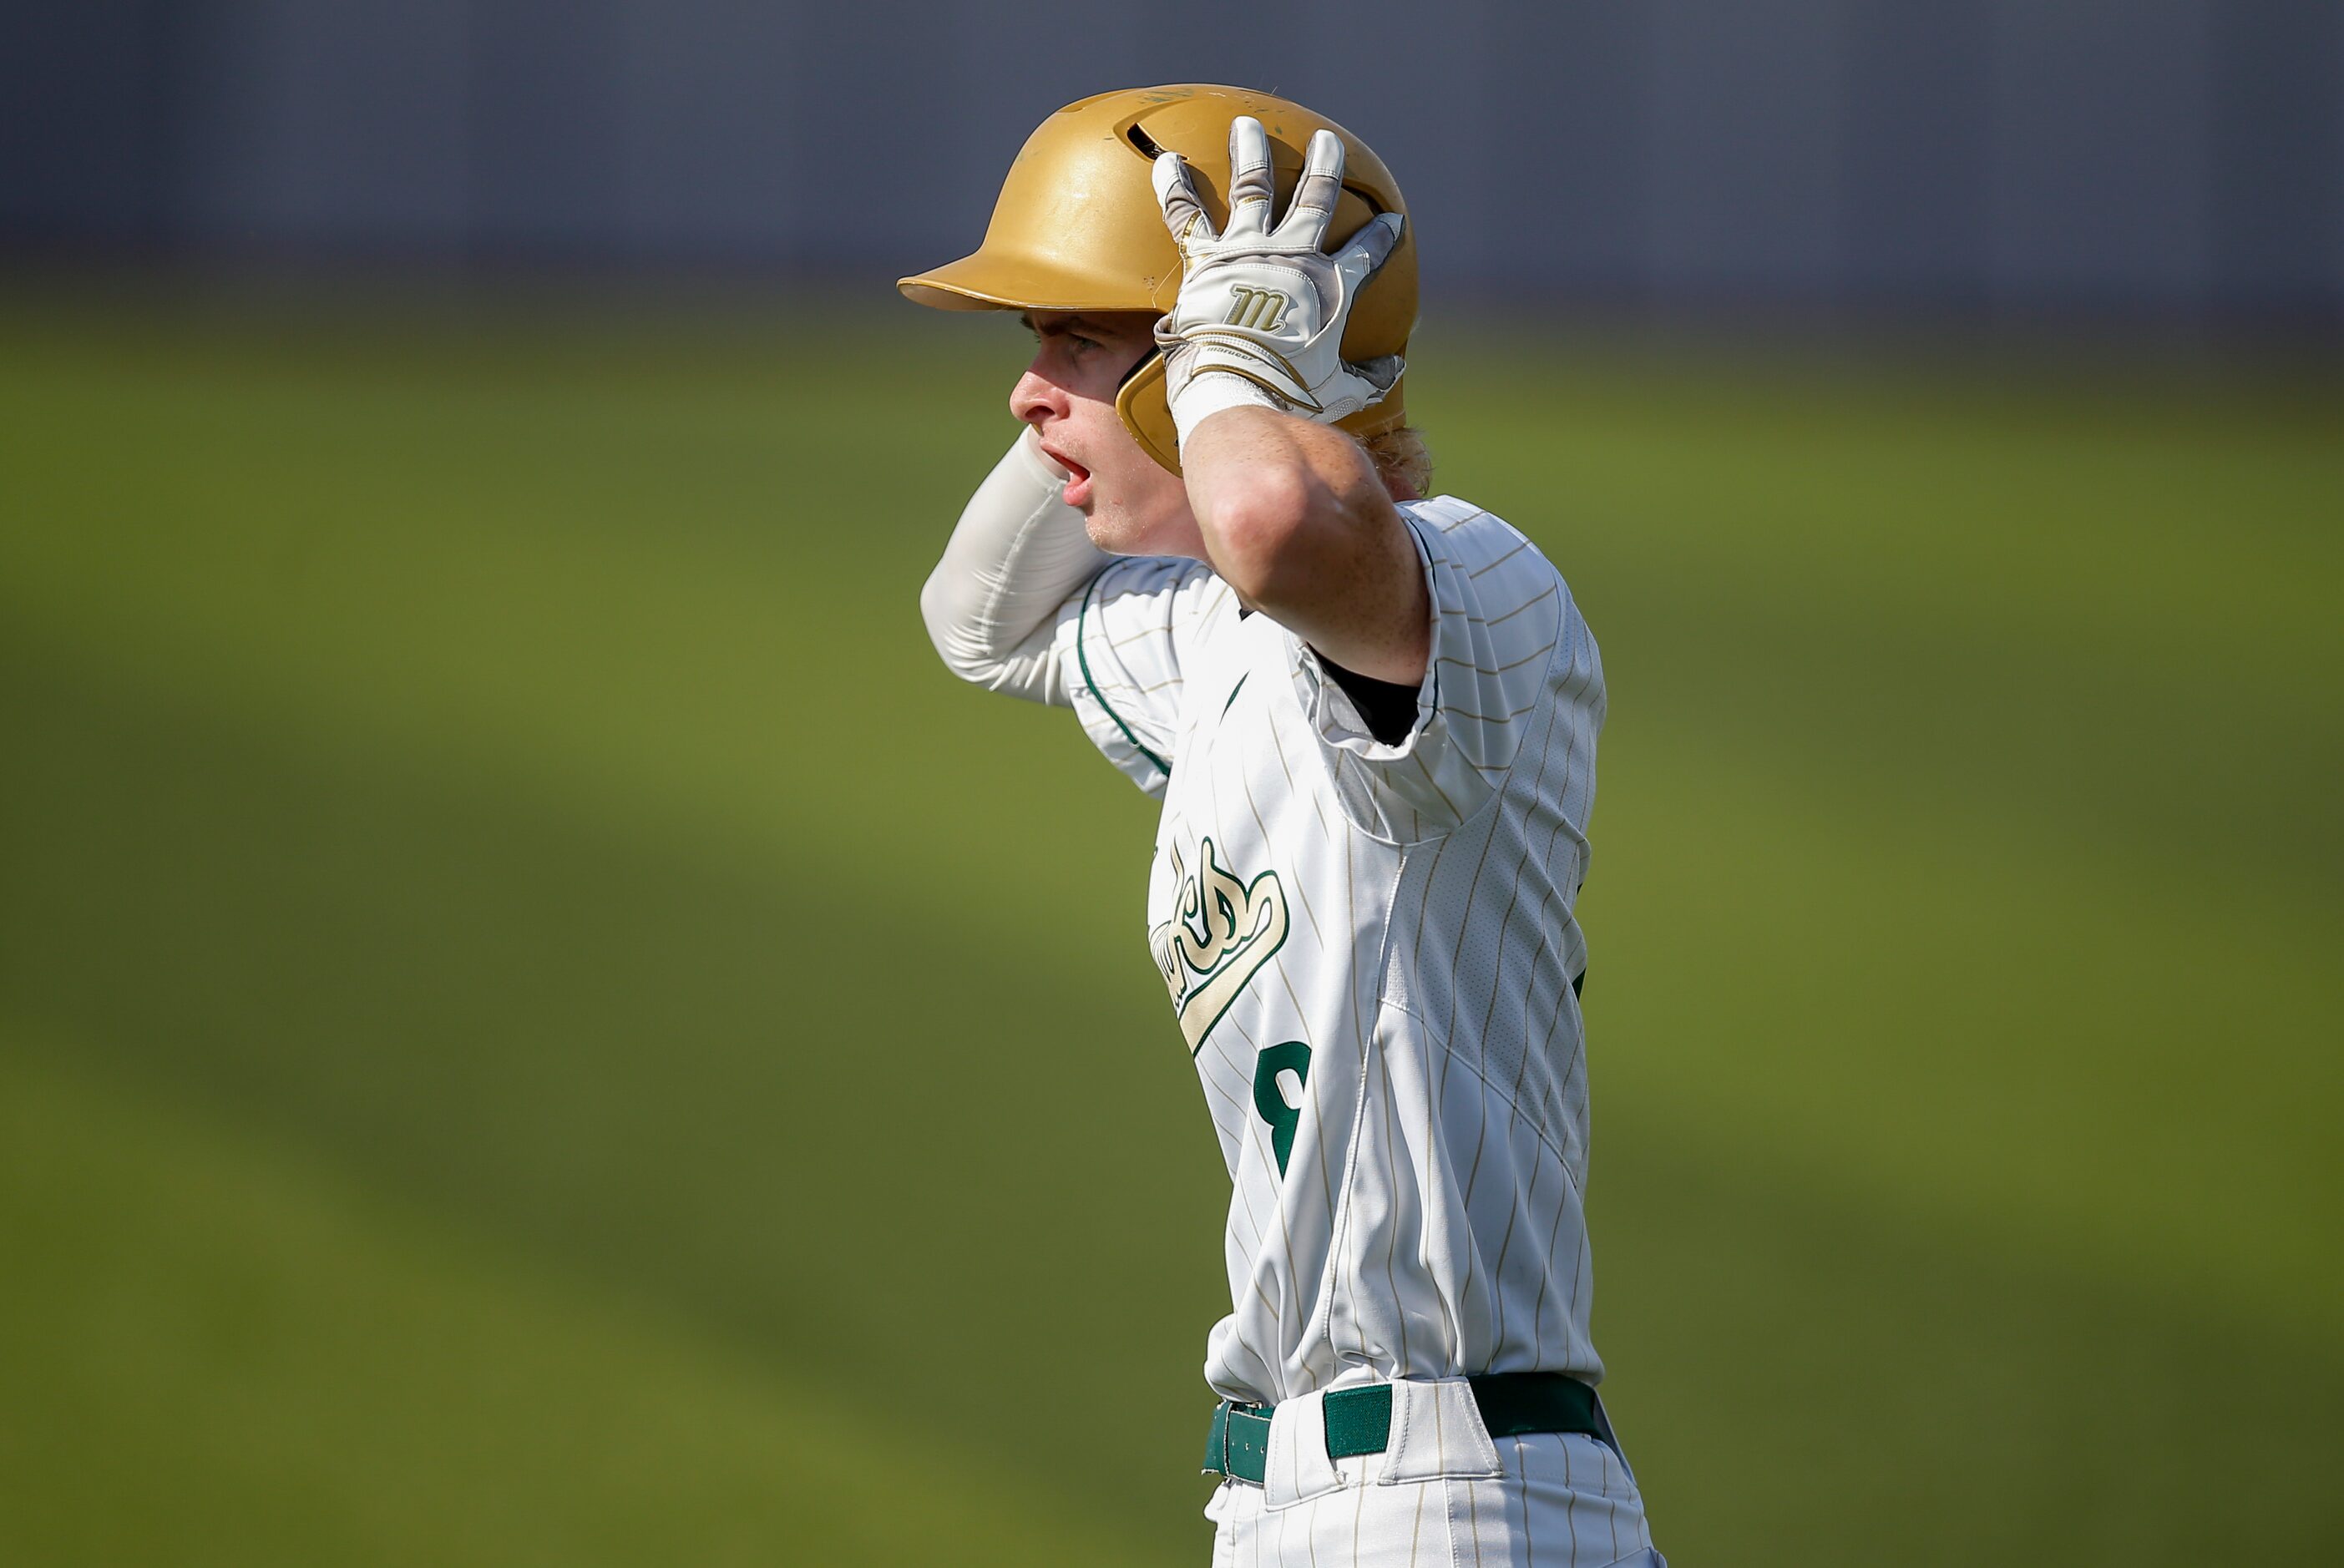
[1169, 369, 1286, 451]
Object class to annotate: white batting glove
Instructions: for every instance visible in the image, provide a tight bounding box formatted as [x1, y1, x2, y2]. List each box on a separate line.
[1152, 118, 1405, 450]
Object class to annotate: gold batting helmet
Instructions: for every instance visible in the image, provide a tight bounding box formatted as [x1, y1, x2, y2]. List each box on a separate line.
[898, 84, 1416, 474]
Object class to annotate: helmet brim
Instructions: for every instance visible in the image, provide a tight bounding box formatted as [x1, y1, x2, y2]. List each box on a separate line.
[898, 246, 1174, 316]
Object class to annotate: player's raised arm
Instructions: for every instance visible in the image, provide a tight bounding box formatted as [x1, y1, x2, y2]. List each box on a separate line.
[1152, 121, 1429, 685]
[919, 428, 1109, 705]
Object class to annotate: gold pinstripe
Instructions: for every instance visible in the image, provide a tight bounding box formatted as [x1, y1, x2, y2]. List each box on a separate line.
[1472, 582, 1560, 627]
[1441, 696, 1542, 726]
[1466, 536, 1531, 577]
[1435, 643, 1556, 675]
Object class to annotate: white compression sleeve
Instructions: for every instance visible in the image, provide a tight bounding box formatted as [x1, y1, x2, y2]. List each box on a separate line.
[919, 430, 1110, 706]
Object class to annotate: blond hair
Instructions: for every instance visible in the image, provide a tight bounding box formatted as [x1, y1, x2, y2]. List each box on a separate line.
[1362, 425, 1433, 502]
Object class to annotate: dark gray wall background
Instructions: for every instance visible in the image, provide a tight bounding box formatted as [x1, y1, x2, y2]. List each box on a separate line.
[4, 0, 2340, 321]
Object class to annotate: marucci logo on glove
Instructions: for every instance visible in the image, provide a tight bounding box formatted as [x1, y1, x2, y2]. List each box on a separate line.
[1224, 287, 1291, 331]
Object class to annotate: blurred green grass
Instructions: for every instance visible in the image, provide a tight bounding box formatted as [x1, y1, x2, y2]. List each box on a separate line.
[0, 1039, 1150, 1568]
[1, 294, 2338, 1564]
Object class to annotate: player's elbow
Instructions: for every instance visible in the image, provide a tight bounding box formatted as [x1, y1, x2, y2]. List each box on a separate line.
[1202, 450, 1396, 613]
[919, 564, 1064, 703]
[1200, 467, 1323, 606]
[919, 563, 993, 685]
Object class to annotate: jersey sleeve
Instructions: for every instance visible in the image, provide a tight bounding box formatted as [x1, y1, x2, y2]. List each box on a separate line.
[1296, 497, 1602, 841]
[1047, 554, 1227, 798]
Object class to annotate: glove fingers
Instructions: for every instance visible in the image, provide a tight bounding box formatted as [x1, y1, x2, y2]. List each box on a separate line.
[1224, 116, 1275, 239]
[1332, 211, 1405, 292]
[1153, 152, 1217, 251]
[1276, 129, 1346, 247]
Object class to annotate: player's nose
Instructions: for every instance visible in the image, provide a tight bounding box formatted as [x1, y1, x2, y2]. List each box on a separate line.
[1009, 365, 1067, 428]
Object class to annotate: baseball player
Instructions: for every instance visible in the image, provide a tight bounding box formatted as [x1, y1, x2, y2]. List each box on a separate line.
[904, 86, 1664, 1566]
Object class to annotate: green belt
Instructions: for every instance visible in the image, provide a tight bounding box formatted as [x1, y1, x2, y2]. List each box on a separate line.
[1202, 1373, 1604, 1485]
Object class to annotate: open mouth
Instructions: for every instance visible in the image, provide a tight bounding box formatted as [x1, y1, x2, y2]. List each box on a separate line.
[1045, 446, 1093, 506]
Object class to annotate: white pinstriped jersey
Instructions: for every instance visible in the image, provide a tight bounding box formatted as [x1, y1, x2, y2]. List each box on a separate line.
[1041, 496, 1607, 1409]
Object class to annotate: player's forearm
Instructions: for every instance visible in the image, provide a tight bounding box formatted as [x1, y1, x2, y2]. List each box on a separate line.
[919, 430, 1108, 701]
[1181, 405, 1430, 685]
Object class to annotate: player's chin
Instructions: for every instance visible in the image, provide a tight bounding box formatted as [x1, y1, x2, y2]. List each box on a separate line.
[1081, 508, 1142, 555]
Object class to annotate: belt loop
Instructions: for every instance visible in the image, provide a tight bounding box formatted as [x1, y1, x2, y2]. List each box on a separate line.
[1380, 1378, 1503, 1485]
[1590, 1389, 1635, 1482]
[1263, 1388, 1344, 1509]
